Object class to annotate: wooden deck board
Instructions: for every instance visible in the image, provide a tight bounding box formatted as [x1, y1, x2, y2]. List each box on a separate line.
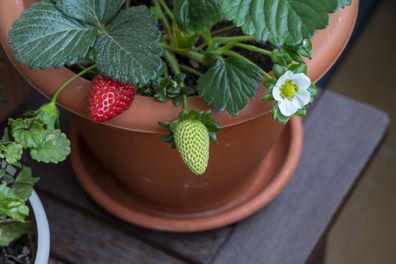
[212, 92, 390, 264]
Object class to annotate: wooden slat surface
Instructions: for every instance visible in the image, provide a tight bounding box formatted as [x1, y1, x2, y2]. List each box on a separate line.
[212, 92, 390, 264]
[8, 89, 389, 264]
[40, 194, 185, 264]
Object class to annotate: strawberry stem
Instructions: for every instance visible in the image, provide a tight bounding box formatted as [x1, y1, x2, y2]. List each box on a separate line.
[51, 64, 97, 103]
[157, 0, 175, 21]
[153, 0, 171, 34]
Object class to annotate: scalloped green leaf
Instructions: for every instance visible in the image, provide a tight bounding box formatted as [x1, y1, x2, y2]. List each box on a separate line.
[0, 221, 30, 248]
[56, 0, 125, 28]
[9, 1, 97, 69]
[9, 118, 46, 148]
[198, 57, 261, 116]
[0, 185, 29, 222]
[95, 6, 163, 84]
[174, 0, 222, 34]
[13, 167, 39, 201]
[222, 0, 351, 46]
[4, 143, 23, 165]
[30, 130, 71, 164]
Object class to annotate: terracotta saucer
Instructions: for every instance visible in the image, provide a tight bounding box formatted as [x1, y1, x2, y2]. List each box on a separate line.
[70, 117, 303, 232]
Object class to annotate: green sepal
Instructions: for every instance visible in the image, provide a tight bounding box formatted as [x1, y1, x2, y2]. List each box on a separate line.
[308, 83, 318, 96]
[262, 93, 274, 102]
[264, 79, 276, 91]
[271, 49, 292, 67]
[295, 107, 307, 117]
[284, 48, 304, 63]
[160, 109, 221, 147]
[289, 63, 308, 74]
[272, 104, 291, 124]
[272, 64, 285, 79]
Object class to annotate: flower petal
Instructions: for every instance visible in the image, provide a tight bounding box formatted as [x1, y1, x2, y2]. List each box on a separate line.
[272, 85, 283, 101]
[291, 73, 311, 89]
[279, 101, 298, 116]
[292, 89, 311, 108]
[275, 71, 294, 87]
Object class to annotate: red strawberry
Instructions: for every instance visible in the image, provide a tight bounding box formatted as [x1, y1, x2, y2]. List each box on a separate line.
[89, 75, 136, 122]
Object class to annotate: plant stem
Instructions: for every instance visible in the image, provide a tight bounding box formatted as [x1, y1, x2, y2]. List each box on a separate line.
[125, 0, 131, 8]
[164, 50, 180, 75]
[213, 35, 255, 44]
[51, 64, 97, 103]
[203, 32, 213, 50]
[180, 64, 204, 77]
[211, 25, 237, 36]
[161, 43, 212, 65]
[232, 43, 272, 56]
[153, 0, 171, 33]
[158, 0, 174, 20]
[222, 50, 272, 79]
[163, 49, 189, 112]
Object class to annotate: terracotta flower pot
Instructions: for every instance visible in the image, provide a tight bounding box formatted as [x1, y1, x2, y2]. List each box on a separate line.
[0, 0, 358, 231]
[0, 46, 29, 123]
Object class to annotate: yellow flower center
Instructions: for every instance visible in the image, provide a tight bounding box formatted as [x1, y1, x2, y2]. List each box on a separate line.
[280, 80, 298, 100]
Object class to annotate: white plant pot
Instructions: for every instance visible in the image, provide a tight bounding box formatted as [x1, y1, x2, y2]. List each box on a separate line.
[29, 191, 50, 264]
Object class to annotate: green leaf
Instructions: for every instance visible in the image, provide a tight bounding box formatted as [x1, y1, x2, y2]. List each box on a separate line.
[271, 49, 292, 66]
[30, 130, 71, 164]
[0, 185, 29, 221]
[174, 0, 222, 34]
[95, 6, 163, 84]
[308, 83, 318, 96]
[289, 63, 307, 74]
[9, 1, 97, 68]
[0, 221, 30, 248]
[272, 103, 291, 123]
[273, 64, 285, 79]
[198, 57, 261, 116]
[4, 143, 23, 165]
[222, 0, 349, 46]
[9, 118, 46, 148]
[262, 93, 274, 102]
[295, 107, 307, 117]
[35, 102, 60, 130]
[322, 0, 352, 12]
[13, 167, 39, 201]
[56, 0, 125, 28]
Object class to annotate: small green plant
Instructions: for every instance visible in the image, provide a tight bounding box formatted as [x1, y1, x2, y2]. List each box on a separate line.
[0, 101, 69, 247]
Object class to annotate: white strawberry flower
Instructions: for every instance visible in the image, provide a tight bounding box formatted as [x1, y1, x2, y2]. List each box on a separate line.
[272, 71, 311, 116]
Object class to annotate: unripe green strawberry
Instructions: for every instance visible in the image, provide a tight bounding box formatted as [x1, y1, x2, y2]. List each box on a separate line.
[174, 120, 210, 175]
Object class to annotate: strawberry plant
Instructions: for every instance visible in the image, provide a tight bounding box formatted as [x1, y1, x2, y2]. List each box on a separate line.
[0, 0, 351, 246]
[1, 0, 352, 247]
[4, 1, 351, 185]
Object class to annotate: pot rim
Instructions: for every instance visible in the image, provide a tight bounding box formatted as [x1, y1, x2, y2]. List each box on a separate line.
[0, 0, 359, 133]
[29, 191, 50, 264]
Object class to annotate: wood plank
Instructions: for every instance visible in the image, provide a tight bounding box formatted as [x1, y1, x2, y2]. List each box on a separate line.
[38, 194, 185, 264]
[14, 90, 231, 264]
[212, 91, 390, 264]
